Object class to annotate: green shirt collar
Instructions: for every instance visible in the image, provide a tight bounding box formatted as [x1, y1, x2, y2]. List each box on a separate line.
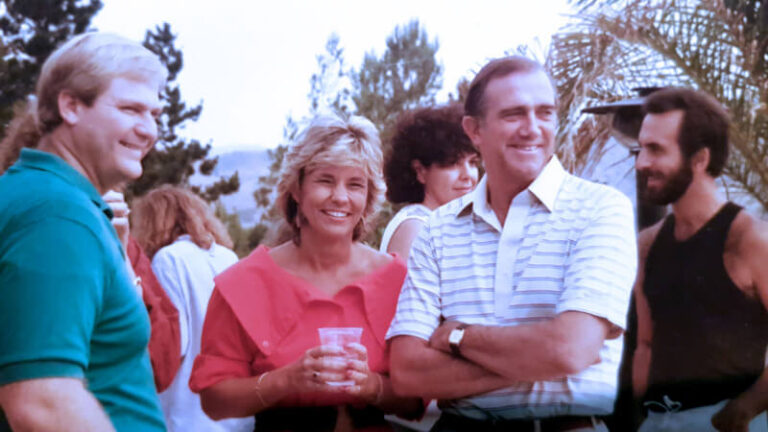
[16, 148, 113, 219]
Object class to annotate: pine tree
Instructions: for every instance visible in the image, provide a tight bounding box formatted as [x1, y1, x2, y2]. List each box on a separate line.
[352, 19, 443, 144]
[126, 23, 239, 202]
[253, 22, 444, 247]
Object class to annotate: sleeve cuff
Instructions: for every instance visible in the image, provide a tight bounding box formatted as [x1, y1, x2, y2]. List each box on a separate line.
[188, 353, 252, 393]
[0, 360, 85, 387]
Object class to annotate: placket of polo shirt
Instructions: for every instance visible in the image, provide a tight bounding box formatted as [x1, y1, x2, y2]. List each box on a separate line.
[494, 191, 532, 319]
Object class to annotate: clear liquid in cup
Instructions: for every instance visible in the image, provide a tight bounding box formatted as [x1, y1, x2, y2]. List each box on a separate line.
[317, 327, 363, 386]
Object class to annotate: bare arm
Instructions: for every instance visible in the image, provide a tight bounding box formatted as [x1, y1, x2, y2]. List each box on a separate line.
[0, 378, 115, 432]
[632, 286, 653, 399]
[201, 344, 421, 420]
[200, 369, 290, 420]
[386, 219, 425, 261]
[428, 312, 610, 381]
[632, 225, 659, 399]
[427, 193, 636, 382]
[712, 216, 768, 432]
[389, 335, 514, 399]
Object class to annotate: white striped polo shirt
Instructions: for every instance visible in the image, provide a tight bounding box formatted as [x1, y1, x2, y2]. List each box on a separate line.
[386, 156, 638, 419]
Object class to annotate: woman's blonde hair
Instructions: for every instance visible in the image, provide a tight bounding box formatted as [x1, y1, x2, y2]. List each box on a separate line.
[131, 185, 233, 258]
[275, 114, 385, 244]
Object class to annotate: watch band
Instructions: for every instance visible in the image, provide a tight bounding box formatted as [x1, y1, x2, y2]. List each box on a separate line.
[449, 323, 469, 357]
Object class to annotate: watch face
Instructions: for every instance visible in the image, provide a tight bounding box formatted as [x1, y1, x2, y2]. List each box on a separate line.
[449, 328, 465, 345]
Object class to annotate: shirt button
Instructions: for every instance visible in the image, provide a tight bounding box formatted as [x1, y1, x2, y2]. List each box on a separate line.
[262, 341, 270, 348]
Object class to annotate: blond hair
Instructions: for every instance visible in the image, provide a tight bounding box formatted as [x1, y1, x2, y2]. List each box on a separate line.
[275, 114, 385, 244]
[36, 32, 167, 134]
[0, 32, 167, 172]
[131, 185, 233, 259]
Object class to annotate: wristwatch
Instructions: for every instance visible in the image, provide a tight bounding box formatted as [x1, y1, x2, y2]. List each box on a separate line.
[448, 323, 469, 357]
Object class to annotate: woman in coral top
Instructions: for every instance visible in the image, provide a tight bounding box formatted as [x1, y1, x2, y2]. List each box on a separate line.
[189, 114, 422, 431]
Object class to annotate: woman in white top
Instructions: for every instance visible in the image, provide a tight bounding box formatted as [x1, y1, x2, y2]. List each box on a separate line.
[381, 104, 480, 259]
[131, 185, 253, 432]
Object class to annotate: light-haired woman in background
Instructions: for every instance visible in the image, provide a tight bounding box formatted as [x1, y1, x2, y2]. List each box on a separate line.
[132, 185, 253, 432]
[380, 104, 480, 259]
[189, 114, 422, 431]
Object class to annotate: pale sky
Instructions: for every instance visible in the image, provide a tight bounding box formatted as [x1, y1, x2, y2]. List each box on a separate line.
[92, 0, 571, 153]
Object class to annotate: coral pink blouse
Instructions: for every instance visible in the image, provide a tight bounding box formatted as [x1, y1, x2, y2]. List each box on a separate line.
[189, 246, 406, 408]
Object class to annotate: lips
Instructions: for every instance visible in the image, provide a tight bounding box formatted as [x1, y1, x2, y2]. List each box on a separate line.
[119, 140, 148, 155]
[507, 143, 544, 153]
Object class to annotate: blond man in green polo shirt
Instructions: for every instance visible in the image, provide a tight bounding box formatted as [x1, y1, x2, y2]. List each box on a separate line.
[0, 32, 167, 431]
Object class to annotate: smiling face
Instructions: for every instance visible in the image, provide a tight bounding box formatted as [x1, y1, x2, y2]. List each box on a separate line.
[294, 164, 369, 240]
[67, 76, 162, 193]
[463, 70, 557, 190]
[416, 152, 480, 209]
[637, 110, 694, 205]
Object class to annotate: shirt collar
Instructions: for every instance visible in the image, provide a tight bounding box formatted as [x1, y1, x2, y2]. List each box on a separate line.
[16, 148, 113, 219]
[527, 156, 567, 212]
[455, 155, 567, 219]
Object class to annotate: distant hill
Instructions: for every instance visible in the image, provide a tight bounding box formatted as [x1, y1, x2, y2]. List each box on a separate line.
[190, 149, 272, 226]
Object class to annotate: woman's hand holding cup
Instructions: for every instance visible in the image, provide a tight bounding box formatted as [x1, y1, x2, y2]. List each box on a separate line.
[285, 344, 349, 394]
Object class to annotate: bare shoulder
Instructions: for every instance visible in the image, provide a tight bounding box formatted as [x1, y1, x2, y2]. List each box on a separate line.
[391, 218, 425, 240]
[355, 242, 395, 268]
[638, 219, 665, 261]
[268, 241, 297, 268]
[728, 211, 768, 259]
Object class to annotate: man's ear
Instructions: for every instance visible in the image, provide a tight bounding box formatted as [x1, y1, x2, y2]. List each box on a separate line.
[462, 115, 481, 145]
[411, 160, 427, 185]
[691, 147, 711, 175]
[57, 90, 83, 125]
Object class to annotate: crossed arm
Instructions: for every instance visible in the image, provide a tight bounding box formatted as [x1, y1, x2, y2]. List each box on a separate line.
[390, 311, 611, 399]
[389, 191, 636, 401]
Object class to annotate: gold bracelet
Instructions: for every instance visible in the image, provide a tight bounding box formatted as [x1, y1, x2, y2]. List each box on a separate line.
[372, 373, 384, 405]
[254, 371, 270, 407]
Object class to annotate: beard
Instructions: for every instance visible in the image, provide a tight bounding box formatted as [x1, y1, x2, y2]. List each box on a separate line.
[638, 160, 694, 205]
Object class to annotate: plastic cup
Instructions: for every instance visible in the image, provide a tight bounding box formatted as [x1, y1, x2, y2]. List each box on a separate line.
[317, 327, 363, 386]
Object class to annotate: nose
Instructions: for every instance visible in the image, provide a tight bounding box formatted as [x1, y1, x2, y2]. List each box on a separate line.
[519, 111, 542, 140]
[330, 183, 349, 204]
[135, 113, 158, 144]
[458, 159, 477, 183]
[636, 148, 651, 171]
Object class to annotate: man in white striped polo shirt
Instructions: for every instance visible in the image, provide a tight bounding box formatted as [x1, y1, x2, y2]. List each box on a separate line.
[387, 56, 637, 432]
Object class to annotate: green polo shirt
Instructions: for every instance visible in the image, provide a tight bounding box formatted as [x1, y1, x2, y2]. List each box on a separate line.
[0, 149, 165, 431]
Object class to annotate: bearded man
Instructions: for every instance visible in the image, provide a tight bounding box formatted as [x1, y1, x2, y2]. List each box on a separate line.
[633, 88, 768, 432]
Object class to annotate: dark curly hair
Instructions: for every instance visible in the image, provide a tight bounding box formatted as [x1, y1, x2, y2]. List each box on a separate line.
[384, 104, 478, 204]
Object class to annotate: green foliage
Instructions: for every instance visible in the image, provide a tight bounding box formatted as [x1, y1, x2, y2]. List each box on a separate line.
[0, 0, 102, 137]
[352, 19, 443, 145]
[126, 23, 239, 202]
[550, 0, 768, 211]
[252, 34, 350, 238]
[214, 203, 247, 257]
[253, 21, 444, 248]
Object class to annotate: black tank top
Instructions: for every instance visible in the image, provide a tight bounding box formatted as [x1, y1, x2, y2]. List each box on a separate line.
[643, 202, 768, 408]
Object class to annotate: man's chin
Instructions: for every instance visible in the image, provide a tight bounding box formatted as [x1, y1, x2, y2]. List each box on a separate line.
[118, 164, 144, 183]
[639, 191, 671, 206]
